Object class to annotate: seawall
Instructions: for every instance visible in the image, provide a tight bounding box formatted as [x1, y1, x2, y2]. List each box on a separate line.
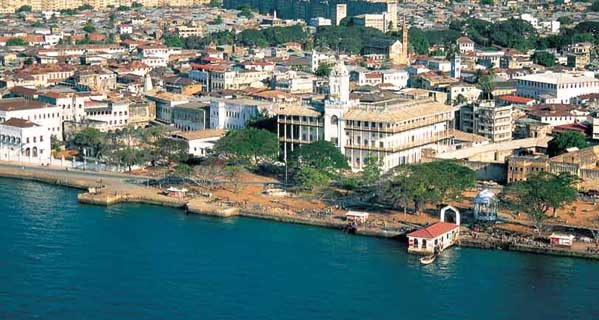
[1, 167, 597, 260]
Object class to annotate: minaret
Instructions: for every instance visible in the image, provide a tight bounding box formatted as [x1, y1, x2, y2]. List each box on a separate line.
[400, 15, 409, 65]
[451, 54, 461, 79]
[328, 59, 350, 104]
[144, 73, 153, 92]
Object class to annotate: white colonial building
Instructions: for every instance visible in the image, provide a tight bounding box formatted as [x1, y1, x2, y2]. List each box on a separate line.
[278, 60, 455, 172]
[516, 72, 599, 104]
[170, 129, 226, 158]
[0, 118, 51, 163]
[209, 98, 272, 130]
[0, 98, 63, 140]
[83, 98, 131, 131]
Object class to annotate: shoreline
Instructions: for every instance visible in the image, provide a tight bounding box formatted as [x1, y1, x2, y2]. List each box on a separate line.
[0, 166, 597, 261]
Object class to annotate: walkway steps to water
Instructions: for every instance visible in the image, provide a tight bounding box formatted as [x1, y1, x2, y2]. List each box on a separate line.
[186, 198, 240, 217]
[77, 189, 187, 208]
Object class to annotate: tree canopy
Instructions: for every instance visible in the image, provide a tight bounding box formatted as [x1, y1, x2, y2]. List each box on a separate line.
[504, 172, 578, 230]
[83, 23, 96, 33]
[6, 38, 27, 46]
[238, 25, 308, 47]
[360, 155, 382, 187]
[69, 128, 105, 157]
[380, 161, 476, 214]
[532, 51, 556, 67]
[212, 128, 279, 167]
[548, 131, 588, 157]
[288, 140, 349, 174]
[16, 5, 32, 13]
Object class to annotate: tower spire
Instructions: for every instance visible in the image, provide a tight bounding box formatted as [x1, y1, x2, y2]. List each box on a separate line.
[400, 15, 409, 65]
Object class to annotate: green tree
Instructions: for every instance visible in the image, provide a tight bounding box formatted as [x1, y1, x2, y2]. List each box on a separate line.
[31, 21, 43, 28]
[51, 136, 62, 152]
[214, 15, 223, 25]
[481, 0, 494, 5]
[208, 0, 223, 8]
[408, 28, 430, 55]
[174, 163, 193, 177]
[381, 161, 476, 214]
[315, 63, 332, 77]
[24, 57, 34, 65]
[69, 128, 105, 157]
[295, 166, 331, 192]
[83, 23, 96, 33]
[558, 17, 573, 25]
[477, 69, 496, 100]
[361, 155, 382, 186]
[116, 147, 144, 171]
[592, 0, 599, 12]
[117, 5, 131, 11]
[16, 5, 32, 13]
[212, 128, 279, 167]
[78, 4, 94, 10]
[548, 131, 588, 157]
[132, 1, 143, 8]
[162, 34, 185, 47]
[155, 137, 189, 164]
[505, 172, 578, 231]
[6, 38, 27, 46]
[288, 140, 349, 174]
[237, 5, 254, 18]
[532, 51, 556, 67]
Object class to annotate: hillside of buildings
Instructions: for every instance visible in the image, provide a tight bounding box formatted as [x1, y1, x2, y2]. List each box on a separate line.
[0, 1, 598, 249]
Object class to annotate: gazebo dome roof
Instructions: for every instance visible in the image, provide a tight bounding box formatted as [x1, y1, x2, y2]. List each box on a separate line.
[474, 189, 495, 204]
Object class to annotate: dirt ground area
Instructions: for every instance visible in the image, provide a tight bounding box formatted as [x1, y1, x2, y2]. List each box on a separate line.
[133, 166, 599, 230]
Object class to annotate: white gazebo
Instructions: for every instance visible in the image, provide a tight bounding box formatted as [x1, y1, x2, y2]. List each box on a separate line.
[474, 189, 498, 222]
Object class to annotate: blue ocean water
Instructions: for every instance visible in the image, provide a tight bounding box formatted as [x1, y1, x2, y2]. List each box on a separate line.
[0, 178, 598, 320]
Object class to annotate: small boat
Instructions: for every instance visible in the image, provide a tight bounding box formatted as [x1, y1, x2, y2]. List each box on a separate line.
[420, 254, 436, 265]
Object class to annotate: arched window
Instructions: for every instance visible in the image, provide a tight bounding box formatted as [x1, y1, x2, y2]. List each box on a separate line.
[330, 115, 338, 125]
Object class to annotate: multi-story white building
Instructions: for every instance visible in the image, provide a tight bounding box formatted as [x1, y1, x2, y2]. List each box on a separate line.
[527, 104, 588, 127]
[172, 102, 209, 131]
[146, 92, 190, 124]
[208, 98, 272, 130]
[278, 60, 455, 172]
[0, 98, 62, 140]
[460, 101, 513, 143]
[272, 71, 315, 94]
[353, 13, 393, 33]
[83, 98, 130, 131]
[0, 118, 51, 164]
[38, 91, 88, 123]
[516, 72, 599, 104]
[456, 37, 475, 53]
[210, 69, 270, 92]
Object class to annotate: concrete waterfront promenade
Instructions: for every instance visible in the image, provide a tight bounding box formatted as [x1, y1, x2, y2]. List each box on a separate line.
[0, 162, 597, 260]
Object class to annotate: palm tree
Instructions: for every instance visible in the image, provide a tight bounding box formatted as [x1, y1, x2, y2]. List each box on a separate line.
[478, 69, 495, 100]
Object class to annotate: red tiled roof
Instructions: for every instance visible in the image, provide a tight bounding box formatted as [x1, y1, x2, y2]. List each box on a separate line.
[496, 95, 534, 104]
[552, 122, 588, 134]
[407, 222, 459, 239]
[3, 118, 38, 128]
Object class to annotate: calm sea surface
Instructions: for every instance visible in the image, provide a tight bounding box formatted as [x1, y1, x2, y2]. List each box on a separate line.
[0, 178, 598, 320]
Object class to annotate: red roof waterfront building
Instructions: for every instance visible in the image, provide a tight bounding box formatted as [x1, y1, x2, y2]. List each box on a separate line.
[407, 206, 461, 255]
[407, 222, 460, 255]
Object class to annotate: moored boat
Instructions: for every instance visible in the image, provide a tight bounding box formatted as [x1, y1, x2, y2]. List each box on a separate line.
[420, 254, 436, 265]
